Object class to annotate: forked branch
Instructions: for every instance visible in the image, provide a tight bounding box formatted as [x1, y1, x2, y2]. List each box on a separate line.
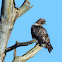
[13, 0, 33, 19]
[13, 44, 43, 62]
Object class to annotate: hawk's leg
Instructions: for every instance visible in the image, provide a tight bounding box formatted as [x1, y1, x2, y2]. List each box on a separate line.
[37, 41, 46, 47]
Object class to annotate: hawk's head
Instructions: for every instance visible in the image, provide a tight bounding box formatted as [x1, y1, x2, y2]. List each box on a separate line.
[34, 18, 46, 26]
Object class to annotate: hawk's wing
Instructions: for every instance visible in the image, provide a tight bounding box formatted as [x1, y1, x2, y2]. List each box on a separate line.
[31, 25, 50, 43]
[31, 25, 53, 53]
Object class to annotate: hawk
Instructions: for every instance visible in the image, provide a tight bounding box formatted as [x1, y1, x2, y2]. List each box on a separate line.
[31, 18, 53, 53]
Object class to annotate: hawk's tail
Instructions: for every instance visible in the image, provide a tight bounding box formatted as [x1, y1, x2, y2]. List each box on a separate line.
[46, 43, 53, 53]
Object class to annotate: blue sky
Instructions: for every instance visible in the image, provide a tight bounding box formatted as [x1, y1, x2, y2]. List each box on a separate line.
[0, 0, 62, 62]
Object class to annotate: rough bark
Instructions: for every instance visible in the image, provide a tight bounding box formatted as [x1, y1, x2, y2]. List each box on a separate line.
[0, 0, 42, 62]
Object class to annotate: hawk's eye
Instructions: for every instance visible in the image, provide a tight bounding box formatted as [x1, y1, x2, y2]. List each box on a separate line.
[41, 21, 45, 24]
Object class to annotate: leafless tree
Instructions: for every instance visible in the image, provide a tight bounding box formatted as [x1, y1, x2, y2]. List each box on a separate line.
[0, 0, 43, 62]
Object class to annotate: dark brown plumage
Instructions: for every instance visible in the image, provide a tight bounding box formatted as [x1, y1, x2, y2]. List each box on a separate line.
[31, 18, 53, 53]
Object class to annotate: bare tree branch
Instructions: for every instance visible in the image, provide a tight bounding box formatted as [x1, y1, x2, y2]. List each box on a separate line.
[14, 0, 33, 19]
[5, 39, 37, 52]
[12, 44, 43, 62]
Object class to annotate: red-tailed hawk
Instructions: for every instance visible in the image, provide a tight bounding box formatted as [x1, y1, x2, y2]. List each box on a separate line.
[31, 18, 53, 53]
